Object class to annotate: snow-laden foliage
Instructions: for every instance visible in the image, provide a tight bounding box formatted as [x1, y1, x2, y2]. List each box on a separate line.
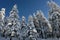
[0, 0, 60, 40]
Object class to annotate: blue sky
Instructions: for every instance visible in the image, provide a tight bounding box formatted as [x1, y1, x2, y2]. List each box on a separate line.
[0, 0, 60, 21]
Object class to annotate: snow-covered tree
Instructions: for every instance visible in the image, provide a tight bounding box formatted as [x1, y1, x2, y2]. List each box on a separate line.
[48, 0, 60, 38]
[27, 15, 39, 40]
[4, 4, 21, 40]
[0, 8, 6, 37]
[0, 8, 5, 27]
[0, 0, 60, 40]
[20, 16, 28, 40]
[33, 13, 40, 31]
[35, 10, 52, 38]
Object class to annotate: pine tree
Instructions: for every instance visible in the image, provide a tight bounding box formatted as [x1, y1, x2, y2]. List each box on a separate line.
[27, 15, 39, 40]
[4, 4, 21, 40]
[0, 8, 5, 29]
[48, 0, 60, 38]
[20, 16, 28, 40]
[35, 10, 52, 38]
[0, 8, 6, 37]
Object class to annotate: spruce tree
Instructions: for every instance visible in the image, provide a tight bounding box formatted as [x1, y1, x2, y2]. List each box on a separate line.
[48, 0, 60, 38]
[4, 4, 21, 40]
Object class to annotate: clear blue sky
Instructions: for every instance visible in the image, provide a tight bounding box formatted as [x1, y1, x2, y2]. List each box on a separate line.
[0, 0, 60, 20]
